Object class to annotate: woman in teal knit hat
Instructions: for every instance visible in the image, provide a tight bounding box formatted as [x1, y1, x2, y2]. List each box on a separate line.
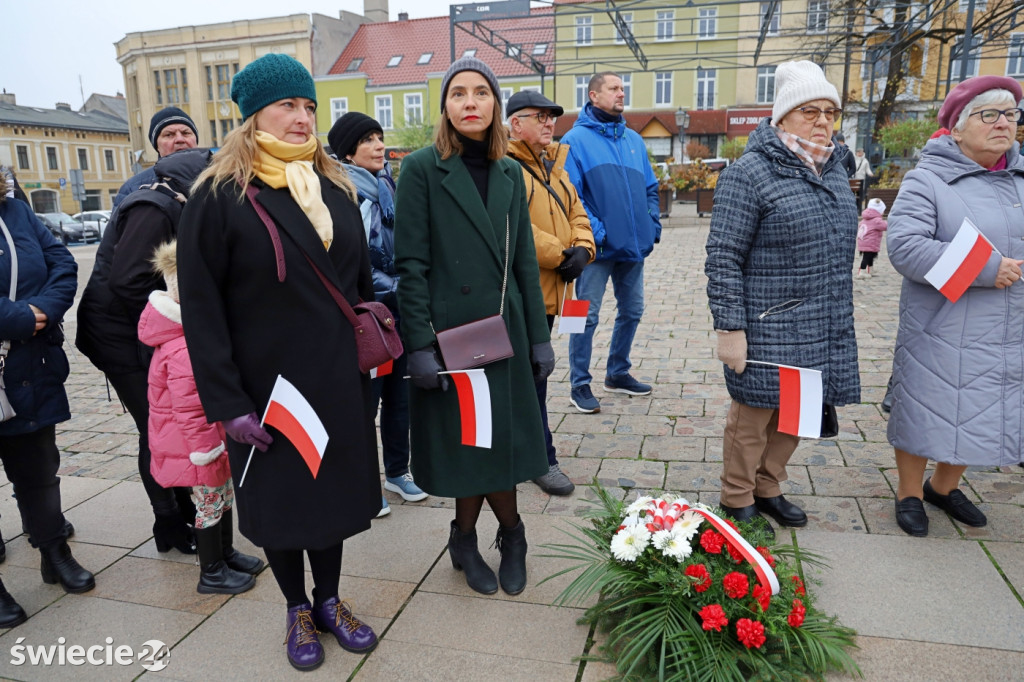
[176, 52, 380, 671]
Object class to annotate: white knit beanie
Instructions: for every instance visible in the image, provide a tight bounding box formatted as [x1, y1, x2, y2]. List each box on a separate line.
[867, 198, 886, 214]
[771, 61, 841, 126]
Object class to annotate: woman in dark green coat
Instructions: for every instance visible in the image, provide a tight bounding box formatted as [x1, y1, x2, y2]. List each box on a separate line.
[395, 57, 553, 597]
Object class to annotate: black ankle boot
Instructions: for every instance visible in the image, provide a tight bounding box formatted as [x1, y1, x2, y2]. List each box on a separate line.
[447, 521, 497, 595]
[494, 517, 527, 595]
[219, 510, 264, 575]
[195, 525, 254, 595]
[0, 579, 26, 628]
[153, 513, 197, 554]
[40, 541, 95, 594]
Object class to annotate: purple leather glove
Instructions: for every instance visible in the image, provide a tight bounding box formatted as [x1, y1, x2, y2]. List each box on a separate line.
[223, 413, 273, 452]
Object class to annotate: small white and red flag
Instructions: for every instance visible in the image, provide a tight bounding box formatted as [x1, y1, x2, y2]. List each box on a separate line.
[370, 359, 394, 379]
[557, 298, 590, 334]
[448, 369, 492, 449]
[777, 365, 824, 439]
[263, 375, 330, 479]
[924, 218, 995, 303]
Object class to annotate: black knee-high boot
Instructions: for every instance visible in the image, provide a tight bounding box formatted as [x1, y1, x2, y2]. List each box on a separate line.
[195, 524, 254, 595]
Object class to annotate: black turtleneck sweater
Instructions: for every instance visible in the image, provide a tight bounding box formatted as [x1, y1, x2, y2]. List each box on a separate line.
[457, 132, 490, 203]
[591, 106, 622, 124]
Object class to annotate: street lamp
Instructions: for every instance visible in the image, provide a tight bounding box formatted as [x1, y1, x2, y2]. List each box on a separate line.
[675, 107, 690, 161]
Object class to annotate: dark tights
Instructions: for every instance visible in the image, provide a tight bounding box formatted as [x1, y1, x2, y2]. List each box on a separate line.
[264, 543, 344, 609]
[455, 490, 519, 533]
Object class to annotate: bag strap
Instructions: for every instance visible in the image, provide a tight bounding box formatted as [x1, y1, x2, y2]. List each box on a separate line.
[0, 215, 17, 364]
[513, 157, 570, 220]
[499, 214, 509, 316]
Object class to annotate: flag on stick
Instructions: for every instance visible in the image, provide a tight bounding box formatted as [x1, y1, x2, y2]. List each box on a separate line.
[263, 375, 329, 479]
[924, 218, 996, 303]
[447, 369, 492, 449]
[557, 282, 589, 334]
[370, 359, 394, 379]
[777, 365, 824, 438]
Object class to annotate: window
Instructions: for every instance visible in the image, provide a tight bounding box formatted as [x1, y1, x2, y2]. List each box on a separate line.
[205, 66, 213, 100]
[575, 76, 588, 109]
[697, 68, 716, 110]
[757, 66, 776, 103]
[220, 119, 233, 141]
[615, 13, 633, 45]
[862, 44, 889, 81]
[621, 73, 632, 108]
[656, 10, 675, 41]
[760, 2, 780, 36]
[153, 70, 162, 105]
[163, 69, 179, 104]
[500, 88, 513, 113]
[952, 36, 981, 79]
[180, 68, 189, 103]
[698, 8, 717, 39]
[807, 0, 829, 33]
[532, 43, 548, 55]
[346, 58, 364, 72]
[575, 16, 592, 46]
[104, 149, 115, 172]
[210, 63, 237, 101]
[655, 72, 673, 106]
[387, 55, 402, 67]
[1008, 34, 1024, 77]
[417, 53, 432, 65]
[15, 146, 28, 170]
[959, 0, 986, 10]
[405, 93, 423, 125]
[209, 120, 218, 148]
[461, 49, 476, 58]
[376, 95, 393, 130]
[46, 147, 58, 171]
[77, 148, 89, 170]
[330, 97, 348, 123]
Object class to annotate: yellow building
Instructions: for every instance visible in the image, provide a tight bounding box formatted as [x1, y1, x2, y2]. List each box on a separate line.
[0, 93, 131, 213]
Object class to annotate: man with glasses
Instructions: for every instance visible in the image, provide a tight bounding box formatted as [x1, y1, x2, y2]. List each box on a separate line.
[561, 72, 662, 414]
[506, 90, 595, 495]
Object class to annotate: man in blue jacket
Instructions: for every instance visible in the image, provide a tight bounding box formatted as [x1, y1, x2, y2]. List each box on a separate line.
[562, 72, 661, 413]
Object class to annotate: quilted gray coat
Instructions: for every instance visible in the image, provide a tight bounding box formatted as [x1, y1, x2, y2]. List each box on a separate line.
[705, 119, 860, 408]
[887, 135, 1024, 466]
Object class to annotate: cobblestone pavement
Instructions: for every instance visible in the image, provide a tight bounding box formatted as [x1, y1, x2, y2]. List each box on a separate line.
[0, 202, 1020, 681]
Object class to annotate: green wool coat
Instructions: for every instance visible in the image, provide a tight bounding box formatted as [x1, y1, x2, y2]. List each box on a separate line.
[394, 145, 550, 498]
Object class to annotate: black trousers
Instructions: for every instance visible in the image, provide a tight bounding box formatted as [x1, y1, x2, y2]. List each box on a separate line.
[859, 251, 878, 270]
[0, 426, 65, 548]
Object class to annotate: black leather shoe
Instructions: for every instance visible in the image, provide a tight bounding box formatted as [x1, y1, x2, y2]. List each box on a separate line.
[923, 478, 987, 527]
[40, 541, 95, 594]
[754, 495, 808, 527]
[0, 579, 26, 628]
[718, 504, 775, 540]
[895, 497, 929, 537]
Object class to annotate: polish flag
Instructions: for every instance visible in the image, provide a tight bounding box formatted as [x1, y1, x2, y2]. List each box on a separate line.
[263, 376, 329, 478]
[557, 298, 590, 334]
[449, 369, 492, 449]
[777, 365, 823, 439]
[924, 218, 994, 303]
[370, 359, 394, 379]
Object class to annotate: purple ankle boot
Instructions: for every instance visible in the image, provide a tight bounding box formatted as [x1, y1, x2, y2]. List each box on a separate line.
[285, 603, 324, 670]
[312, 597, 378, 653]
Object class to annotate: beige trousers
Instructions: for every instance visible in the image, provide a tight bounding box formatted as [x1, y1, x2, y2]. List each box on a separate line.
[720, 400, 800, 507]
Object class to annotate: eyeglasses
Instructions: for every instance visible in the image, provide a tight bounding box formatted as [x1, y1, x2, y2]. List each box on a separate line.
[517, 111, 557, 124]
[795, 106, 842, 122]
[969, 108, 1024, 124]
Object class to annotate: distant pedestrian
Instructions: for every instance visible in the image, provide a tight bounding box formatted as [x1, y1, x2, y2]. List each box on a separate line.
[856, 198, 888, 278]
[853, 149, 874, 181]
[834, 132, 856, 178]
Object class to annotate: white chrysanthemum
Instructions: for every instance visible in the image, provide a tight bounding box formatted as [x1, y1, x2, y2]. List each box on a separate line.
[652, 527, 694, 562]
[672, 511, 704, 541]
[625, 495, 655, 516]
[610, 524, 651, 562]
[620, 513, 641, 528]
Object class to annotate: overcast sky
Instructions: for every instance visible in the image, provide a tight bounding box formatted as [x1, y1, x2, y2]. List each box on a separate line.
[6, 0, 465, 109]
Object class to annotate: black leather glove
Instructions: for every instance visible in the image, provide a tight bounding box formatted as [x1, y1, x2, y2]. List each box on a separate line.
[407, 347, 449, 391]
[557, 246, 590, 282]
[530, 341, 555, 382]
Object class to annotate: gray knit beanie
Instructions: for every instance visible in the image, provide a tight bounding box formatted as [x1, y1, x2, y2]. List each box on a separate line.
[440, 57, 502, 116]
[231, 54, 317, 121]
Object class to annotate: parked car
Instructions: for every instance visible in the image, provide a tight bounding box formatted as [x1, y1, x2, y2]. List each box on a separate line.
[35, 212, 99, 244]
[73, 210, 112, 237]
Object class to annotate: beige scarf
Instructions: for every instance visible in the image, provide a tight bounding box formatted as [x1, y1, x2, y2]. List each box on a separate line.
[253, 131, 333, 249]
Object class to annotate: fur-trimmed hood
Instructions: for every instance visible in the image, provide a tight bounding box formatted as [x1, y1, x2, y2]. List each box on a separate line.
[138, 291, 182, 349]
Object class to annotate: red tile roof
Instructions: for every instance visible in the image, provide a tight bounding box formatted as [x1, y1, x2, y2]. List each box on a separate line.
[329, 9, 554, 87]
[553, 110, 681, 137]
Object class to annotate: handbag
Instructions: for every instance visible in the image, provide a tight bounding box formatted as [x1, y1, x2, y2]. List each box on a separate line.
[0, 215, 18, 422]
[820, 404, 839, 438]
[434, 216, 514, 370]
[245, 187, 403, 374]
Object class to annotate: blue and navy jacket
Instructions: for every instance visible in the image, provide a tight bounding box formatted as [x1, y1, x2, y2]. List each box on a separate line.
[561, 103, 661, 262]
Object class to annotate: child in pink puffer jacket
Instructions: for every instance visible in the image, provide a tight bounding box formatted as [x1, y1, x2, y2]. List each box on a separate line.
[856, 198, 888, 278]
[138, 241, 263, 595]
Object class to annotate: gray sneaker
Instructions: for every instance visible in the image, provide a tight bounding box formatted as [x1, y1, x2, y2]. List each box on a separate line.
[532, 464, 575, 496]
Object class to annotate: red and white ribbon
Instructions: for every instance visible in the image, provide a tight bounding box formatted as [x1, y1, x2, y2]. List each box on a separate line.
[686, 502, 780, 595]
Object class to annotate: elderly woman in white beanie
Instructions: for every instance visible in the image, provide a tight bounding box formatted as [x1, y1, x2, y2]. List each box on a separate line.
[705, 60, 860, 534]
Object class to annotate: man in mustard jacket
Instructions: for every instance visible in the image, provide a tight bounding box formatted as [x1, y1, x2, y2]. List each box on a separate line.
[507, 91, 595, 495]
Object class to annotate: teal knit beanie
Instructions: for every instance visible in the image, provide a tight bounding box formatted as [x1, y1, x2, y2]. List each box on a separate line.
[231, 54, 317, 121]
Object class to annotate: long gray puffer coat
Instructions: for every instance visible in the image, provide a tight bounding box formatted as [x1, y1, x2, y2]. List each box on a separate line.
[887, 135, 1024, 466]
[705, 119, 861, 408]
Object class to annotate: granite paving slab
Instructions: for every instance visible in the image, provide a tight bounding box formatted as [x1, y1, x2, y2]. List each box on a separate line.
[810, 465, 893, 498]
[825, 636, 1024, 682]
[574, 434, 644, 459]
[595, 458, 666, 489]
[354, 639, 580, 681]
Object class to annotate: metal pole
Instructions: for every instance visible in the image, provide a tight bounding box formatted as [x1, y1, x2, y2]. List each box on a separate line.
[450, 5, 457, 64]
[865, 56, 877, 160]
[959, 0, 977, 82]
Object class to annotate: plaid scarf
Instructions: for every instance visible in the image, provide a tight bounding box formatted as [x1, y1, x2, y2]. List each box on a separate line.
[772, 126, 834, 177]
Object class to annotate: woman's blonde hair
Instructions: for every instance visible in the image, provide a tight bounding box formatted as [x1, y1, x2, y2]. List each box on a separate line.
[434, 97, 508, 161]
[192, 116, 355, 201]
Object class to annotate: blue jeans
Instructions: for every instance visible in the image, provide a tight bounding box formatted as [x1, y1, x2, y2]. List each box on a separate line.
[569, 259, 645, 388]
[370, 350, 411, 478]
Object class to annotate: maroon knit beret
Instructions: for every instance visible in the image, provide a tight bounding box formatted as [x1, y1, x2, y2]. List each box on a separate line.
[937, 76, 1023, 130]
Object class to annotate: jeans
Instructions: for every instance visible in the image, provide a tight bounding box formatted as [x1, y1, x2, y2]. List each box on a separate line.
[370, 350, 410, 478]
[568, 259, 645, 387]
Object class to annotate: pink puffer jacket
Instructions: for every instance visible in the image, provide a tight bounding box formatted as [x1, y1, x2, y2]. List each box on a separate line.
[138, 291, 231, 488]
[856, 209, 888, 253]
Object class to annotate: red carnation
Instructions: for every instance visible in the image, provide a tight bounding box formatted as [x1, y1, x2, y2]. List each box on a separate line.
[723, 518, 739, 532]
[722, 572, 749, 599]
[788, 599, 806, 627]
[751, 584, 771, 612]
[726, 540, 744, 563]
[735, 618, 766, 649]
[791, 575, 806, 596]
[699, 604, 729, 632]
[685, 564, 712, 592]
[756, 546, 776, 567]
[700, 529, 725, 554]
